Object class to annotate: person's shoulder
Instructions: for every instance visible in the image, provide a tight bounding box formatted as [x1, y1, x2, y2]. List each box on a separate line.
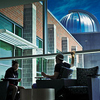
[6, 67, 13, 72]
[55, 63, 63, 68]
[55, 63, 62, 66]
[63, 62, 71, 68]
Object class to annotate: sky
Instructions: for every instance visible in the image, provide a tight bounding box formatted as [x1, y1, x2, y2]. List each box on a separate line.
[47, 0, 100, 23]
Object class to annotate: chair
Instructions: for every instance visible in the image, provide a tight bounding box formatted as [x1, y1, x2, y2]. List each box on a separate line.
[36, 67, 73, 100]
[20, 88, 55, 100]
[36, 67, 73, 91]
[1, 79, 20, 100]
[60, 66, 73, 79]
[0, 81, 9, 100]
[64, 66, 99, 100]
[7, 86, 20, 100]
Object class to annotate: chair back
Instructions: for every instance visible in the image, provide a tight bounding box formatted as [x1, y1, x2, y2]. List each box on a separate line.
[77, 66, 99, 86]
[60, 67, 73, 79]
[0, 81, 9, 100]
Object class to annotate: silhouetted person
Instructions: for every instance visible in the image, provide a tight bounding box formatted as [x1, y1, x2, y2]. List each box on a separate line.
[41, 51, 75, 79]
[5, 60, 24, 100]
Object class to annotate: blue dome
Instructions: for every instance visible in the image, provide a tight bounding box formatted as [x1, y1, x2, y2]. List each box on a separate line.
[60, 10, 100, 33]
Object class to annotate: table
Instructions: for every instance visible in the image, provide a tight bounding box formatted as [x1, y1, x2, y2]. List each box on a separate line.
[1, 78, 19, 81]
[35, 76, 45, 80]
[20, 88, 55, 100]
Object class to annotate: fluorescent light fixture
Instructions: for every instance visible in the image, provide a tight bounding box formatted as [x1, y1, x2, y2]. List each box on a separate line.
[0, 29, 38, 49]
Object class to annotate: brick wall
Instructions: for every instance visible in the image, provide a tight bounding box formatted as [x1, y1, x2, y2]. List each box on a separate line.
[22, 4, 36, 88]
[47, 59, 55, 75]
[48, 24, 56, 53]
[47, 11, 82, 51]
[0, 2, 83, 86]
[0, 2, 82, 52]
[0, 5, 24, 26]
[34, 2, 43, 39]
[34, 2, 82, 51]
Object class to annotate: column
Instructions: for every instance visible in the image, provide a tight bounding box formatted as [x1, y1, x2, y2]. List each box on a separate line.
[23, 4, 36, 88]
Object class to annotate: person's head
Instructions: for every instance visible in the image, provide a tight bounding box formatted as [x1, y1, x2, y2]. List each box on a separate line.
[12, 60, 19, 71]
[56, 53, 64, 64]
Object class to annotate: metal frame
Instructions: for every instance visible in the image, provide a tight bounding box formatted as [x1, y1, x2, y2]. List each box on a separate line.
[43, 0, 48, 54]
[0, 49, 100, 60]
[0, 29, 38, 49]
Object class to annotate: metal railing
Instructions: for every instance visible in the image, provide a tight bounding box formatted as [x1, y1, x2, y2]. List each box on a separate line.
[0, 49, 100, 60]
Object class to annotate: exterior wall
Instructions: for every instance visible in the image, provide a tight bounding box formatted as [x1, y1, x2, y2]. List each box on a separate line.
[34, 2, 43, 39]
[0, 2, 82, 52]
[73, 33, 100, 50]
[34, 2, 82, 52]
[62, 37, 69, 52]
[0, 2, 83, 86]
[73, 33, 100, 73]
[47, 11, 82, 52]
[22, 4, 36, 88]
[48, 24, 56, 53]
[47, 59, 55, 75]
[0, 5, 24, 26]
[62, 37, 69, 62]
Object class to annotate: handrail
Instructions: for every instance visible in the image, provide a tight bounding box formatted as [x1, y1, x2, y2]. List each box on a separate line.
[0, 49, 100, 60]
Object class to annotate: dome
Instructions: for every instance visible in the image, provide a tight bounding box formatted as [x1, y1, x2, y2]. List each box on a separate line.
[60, 10, 100, 33]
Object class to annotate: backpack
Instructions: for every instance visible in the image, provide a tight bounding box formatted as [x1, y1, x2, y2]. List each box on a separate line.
[58, 63, 73, 79]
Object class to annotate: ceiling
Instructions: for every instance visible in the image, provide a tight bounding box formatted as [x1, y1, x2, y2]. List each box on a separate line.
[0, 0, 45, 9]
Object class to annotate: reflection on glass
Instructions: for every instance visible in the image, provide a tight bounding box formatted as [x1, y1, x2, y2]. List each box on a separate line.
[0, 40, 13, 65]
[36, 37, 43, 48]
[36, 58, 47, 76]
[15, 26, 22, 37]
[0, 15, 14, 32]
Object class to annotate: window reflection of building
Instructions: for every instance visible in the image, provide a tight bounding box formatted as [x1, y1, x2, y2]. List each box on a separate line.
[36, 37, 47, 76]
[71, 46, 77, 79]
[60, 9, 100, 72]
[0, 14, 22, 84]
[36, 36, 43, 48]
[71, 46, 77, 66]
[62, 37, 69, 62]
[0, 3, 83, 88]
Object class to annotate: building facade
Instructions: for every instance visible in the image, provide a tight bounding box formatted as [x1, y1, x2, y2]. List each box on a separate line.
[60, 9, 100, 74]
[0, 2, 82, 88]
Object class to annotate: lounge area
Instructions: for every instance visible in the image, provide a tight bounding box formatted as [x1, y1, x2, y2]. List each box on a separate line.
[0, 66, 100, 100]
[36, 66, 100, 100]
[0, 0, 100, 100]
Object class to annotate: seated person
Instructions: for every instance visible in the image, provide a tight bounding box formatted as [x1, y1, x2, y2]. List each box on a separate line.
[41, 51, 75, 79]
[32, 52, 75, 88]
[5, 60, 24, 100]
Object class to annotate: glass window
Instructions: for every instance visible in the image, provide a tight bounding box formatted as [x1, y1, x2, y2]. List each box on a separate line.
[18, 69, 21, 86]
[15, 26, 22, 37]
[36, 58, 47, 76]
[0, 14, 22, 85]
[0, 40, 14, 79]
[39, 40, 42, 48]
[15, 47, 22, 86]
[56, 49, 61, 53]
[36, 37, 43, 48]
[0, 40, 14, 65]
[0, 15, 14, 33]
[36, 58, 42, 76]
[71, 46, 77, 66]
[43, 58, 47, 73]
[15, 47, 22, 57]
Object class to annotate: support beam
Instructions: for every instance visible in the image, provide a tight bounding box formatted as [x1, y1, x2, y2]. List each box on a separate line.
[43, 0, 48, 54]
[0, 0, 46, 9]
